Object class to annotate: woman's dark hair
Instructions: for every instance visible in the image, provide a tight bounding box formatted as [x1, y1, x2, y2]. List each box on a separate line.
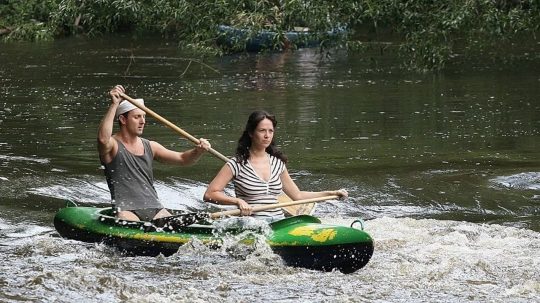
[235, 110, 287, 164]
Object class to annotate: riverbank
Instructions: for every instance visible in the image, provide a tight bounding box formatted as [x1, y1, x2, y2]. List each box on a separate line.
[1, 0, 538, 70]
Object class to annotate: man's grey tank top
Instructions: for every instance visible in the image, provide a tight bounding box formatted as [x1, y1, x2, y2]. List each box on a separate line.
[103, 138, 162, 211]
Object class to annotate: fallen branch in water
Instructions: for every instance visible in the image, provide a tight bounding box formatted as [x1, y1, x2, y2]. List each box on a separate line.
[0, 27, 13, 36]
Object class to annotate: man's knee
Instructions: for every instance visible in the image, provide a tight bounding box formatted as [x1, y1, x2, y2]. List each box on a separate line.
[153, 208, 172, 220]
[117, 210, 140, 221]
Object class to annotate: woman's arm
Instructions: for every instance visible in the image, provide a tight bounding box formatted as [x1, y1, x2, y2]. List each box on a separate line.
[281, 168, 348, 200]
[204, 164, 253, 215]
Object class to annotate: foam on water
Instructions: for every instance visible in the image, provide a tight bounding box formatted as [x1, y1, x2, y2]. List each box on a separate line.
[490, 172, 540, 190]
[325, 216, 540, 302]
[0, 154, 50, 164]
[27, 178, 111, 204]
[3, 171, 539, 302]
[2, 225, 52, 239]
[25, 177, 212, 210]
[1, 215, 538, 302]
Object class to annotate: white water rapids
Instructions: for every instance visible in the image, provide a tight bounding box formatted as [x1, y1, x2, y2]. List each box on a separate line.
[0, 214, 537, 302]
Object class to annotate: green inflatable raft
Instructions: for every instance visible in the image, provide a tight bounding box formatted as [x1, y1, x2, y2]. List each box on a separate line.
[53, 204, 374, 273]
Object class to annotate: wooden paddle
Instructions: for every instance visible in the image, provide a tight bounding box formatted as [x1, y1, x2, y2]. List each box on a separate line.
[210, 195, 338, 218]
[152, 195, 339, 228]
[119, 92, 315, 215]
[119, 92, 228, 162]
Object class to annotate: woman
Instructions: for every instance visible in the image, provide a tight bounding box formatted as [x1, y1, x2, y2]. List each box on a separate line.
[204, 110, 347, 222]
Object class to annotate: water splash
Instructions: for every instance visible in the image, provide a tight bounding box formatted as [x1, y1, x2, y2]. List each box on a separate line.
[1, 215, 538, 302]
[490, 172, 540, 190]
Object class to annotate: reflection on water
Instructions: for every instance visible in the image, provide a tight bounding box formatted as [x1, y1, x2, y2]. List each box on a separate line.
[0, 35, 539, 301]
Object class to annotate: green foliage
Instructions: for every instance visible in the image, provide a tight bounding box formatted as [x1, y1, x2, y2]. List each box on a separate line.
[389, 0, 540, 70]
[1, 0, 538, 70]
[0, 0, 59, 41]
[50, 0, 146, 36]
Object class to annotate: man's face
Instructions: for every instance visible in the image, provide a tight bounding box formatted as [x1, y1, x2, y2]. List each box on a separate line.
[121, 109, 146, 135]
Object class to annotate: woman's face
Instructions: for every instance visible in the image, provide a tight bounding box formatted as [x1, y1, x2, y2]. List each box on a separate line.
[250, 118, 274, 149]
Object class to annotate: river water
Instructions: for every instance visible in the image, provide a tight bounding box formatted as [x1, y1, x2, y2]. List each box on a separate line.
[0, 35, 539, 302]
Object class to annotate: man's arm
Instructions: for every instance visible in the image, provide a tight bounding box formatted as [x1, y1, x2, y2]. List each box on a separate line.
[97, 85, 123, 163]
[151, 139, 211, 166]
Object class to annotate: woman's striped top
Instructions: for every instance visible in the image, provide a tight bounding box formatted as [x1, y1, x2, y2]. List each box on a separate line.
[226, 154, 286, 222]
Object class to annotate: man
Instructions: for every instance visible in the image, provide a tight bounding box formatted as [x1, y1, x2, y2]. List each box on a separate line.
[97, 85, 211, 221]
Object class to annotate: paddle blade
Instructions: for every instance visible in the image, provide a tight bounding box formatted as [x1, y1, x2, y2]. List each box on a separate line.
[278, 194, 316, 216]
